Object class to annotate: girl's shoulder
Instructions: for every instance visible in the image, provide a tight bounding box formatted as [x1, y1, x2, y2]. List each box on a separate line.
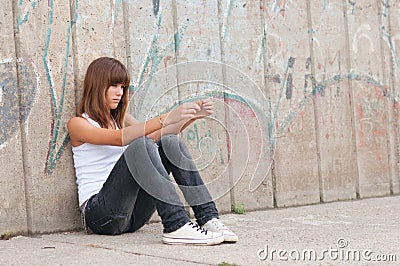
[68, 114, 122, 146]
[67, 116, 88, 133]
[68, 116, 87, 125]
[68, 114, 100, 128]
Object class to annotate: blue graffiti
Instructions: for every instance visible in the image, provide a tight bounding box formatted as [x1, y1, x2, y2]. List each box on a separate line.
[0, 61, 36, 146]
[43, 0, 77, 175]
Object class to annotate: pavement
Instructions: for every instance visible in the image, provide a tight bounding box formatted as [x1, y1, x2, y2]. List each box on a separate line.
[1, 196, 399, 266]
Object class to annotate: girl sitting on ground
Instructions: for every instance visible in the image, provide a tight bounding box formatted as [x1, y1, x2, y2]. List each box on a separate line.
[67, 57, 238, 245]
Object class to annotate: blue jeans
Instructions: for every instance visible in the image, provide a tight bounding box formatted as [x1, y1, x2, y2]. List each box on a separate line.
[84, 135, 219, 235]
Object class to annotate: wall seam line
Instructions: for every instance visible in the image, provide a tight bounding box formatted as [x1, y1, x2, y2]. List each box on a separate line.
[379, 0, 398, 195]
[306, 0, 324, 203]
[11, 0, 32, 234]
[342, 0, 361, 199]
[217, 0, 235, 210]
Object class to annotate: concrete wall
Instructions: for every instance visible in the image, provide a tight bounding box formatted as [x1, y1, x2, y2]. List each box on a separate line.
[1, 0, 399, 234]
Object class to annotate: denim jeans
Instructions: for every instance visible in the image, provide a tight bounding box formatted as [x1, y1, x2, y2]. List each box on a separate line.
[84, 134, 219, 235]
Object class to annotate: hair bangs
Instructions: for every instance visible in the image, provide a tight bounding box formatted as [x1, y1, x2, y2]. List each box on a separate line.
[109, 62, 130, 87]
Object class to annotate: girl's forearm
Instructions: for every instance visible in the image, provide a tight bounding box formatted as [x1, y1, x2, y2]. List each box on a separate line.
[147, 117, 196, 142]
[121, 113, 168, 145]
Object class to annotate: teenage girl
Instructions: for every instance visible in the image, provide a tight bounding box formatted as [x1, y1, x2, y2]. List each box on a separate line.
[67, 57, 238, 245]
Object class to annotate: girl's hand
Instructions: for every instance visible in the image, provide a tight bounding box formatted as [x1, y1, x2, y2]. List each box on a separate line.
[164, 101, 201, 126]
[195, 98, 214, 118]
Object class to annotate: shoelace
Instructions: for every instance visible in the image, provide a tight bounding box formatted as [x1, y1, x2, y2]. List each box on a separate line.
[189, 222, 208, 235]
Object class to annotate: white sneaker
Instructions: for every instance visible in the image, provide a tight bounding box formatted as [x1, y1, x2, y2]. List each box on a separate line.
[202, 218, 238, 243]
[162, 221, 224, 245]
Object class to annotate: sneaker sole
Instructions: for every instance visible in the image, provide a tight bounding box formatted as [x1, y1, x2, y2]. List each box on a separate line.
[223, 235, 238, 243]
[162, 235, 224, 246]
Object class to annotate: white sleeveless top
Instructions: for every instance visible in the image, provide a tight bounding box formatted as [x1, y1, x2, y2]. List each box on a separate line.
[72, 113, 125, 206]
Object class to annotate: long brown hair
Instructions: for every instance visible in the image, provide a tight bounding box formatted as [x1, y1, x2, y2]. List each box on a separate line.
[77, 57, 130, 129]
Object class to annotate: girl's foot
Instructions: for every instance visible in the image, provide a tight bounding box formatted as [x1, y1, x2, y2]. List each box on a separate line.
[202, 218, 238, 243]
[162, 221, 224, 245]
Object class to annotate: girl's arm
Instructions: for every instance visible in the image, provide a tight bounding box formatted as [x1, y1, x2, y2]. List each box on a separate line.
[147, 99, 214, 141]
[124, 113, 140, 126]
[123, 112, 191, 142]
[147, 118, 192, 141]
[68, 102, 201, 146]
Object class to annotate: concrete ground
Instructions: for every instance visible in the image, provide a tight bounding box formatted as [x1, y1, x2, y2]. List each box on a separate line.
[1, 196, 399, 265]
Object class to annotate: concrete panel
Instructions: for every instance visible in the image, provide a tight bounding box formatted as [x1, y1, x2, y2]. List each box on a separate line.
[347, 1, 391, 198]
[125, 1, 178, 119]
[387, 0, 400, 194]
[0, 2, 27, 234]
[310, 1, 357, 202]
[72, 1, 117, 103]
[111, 1, 128, 61]
[221, 0, 274, 211]
[14, 0, 79, 233]
[264, 1, 320, 207]
[174, 1, 231, 213]
[123, 2, 179, 222]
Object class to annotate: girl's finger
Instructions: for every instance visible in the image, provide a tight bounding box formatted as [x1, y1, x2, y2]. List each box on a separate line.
[183, 113, 195, 119]
[183, 108, 197, 115]
[202, 100, 213, 106]
[192, 102, 201, 110]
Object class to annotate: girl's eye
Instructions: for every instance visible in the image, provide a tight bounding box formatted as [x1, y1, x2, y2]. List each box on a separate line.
[111, 84, 126, 89]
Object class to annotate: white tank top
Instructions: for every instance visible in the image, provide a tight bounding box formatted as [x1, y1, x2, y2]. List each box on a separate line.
[72, 113, 125, 206]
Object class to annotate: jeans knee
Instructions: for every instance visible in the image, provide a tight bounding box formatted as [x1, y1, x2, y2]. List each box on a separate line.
[160, 134, 186, 149]
[126, 136, 156, 154]
[160, 134, 179, 143]
[131, 136, 154, 146]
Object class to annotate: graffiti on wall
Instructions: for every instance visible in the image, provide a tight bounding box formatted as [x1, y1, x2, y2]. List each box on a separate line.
[42, 0, 77, 175]
[1, 0, 399, 183]
[0, 58, 38, 149]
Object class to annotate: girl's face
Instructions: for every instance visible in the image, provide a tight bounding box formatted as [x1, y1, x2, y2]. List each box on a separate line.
[106, 84, 125, 110]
